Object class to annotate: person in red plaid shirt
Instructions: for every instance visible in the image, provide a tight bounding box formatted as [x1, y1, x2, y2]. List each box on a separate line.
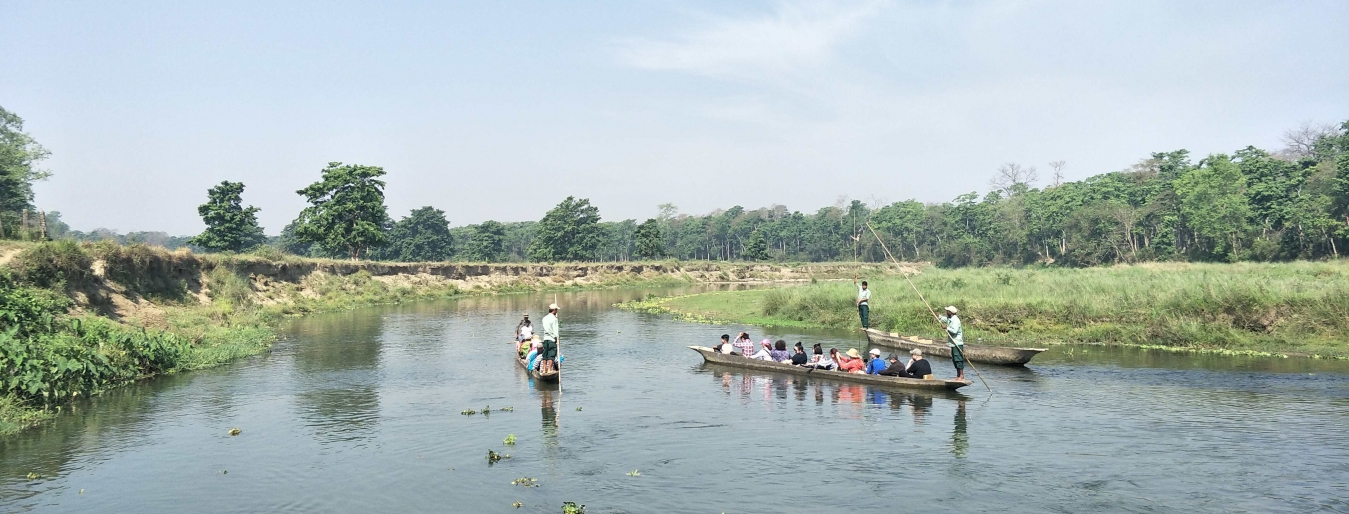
[732, 332, 755, 357]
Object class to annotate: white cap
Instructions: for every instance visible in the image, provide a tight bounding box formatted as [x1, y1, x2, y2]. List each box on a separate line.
[910, 348, 922, 356]
[548, 303, 559, 310]
[944, 305, 958, 314]
[869, 348, 881, 356]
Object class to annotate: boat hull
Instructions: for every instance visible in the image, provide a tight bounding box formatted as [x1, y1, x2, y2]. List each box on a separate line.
[514, 344, 560, 382]
[863, 329, 1046, 366]
[689, 346, 970, 391]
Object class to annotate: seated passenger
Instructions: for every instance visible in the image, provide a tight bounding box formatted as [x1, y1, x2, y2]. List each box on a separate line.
[750, 340, 774, 360]
[713, 334, 733, 354]
[769, 340, 793, 362]
[804, 343, 836, 370]
[837, 348, 865, 373]
[865, 348, 888, 374]
[904, 348, 933, 378]
[878, 354, 908, 376]
[790, 342, 809, 365]
[733, 332, 755, 356]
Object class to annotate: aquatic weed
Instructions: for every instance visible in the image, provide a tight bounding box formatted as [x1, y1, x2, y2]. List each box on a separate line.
[228, 427, 241, 436]
[627, 469, 641, 477]
[487, 449, 512, 464]
[562, 502, 586, 514]
[511, 477, 538, 487]
[504, 434, 516, 445]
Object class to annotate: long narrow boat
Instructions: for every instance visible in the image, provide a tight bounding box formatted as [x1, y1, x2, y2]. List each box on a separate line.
[863, 328, 1046, 366]
[689, 346, 971, 391]
[514, 342, 560, 383]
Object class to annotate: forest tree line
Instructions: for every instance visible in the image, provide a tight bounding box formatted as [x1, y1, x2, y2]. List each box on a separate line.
[4, 104, 1348, 266]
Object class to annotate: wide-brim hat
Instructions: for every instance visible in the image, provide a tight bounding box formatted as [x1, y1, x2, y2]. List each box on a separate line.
[944, 305, 959, 314]
[846, 348, 861, 358]
[548, 303, 559, 310]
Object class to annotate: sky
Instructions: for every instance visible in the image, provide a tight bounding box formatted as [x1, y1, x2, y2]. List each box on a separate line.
[3, 0, 1348, 236]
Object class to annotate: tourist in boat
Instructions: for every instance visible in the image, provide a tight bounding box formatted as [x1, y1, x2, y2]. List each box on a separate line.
[837, 348, 865, 373]
[904, 348, 933, 378]
[769, 340, 792, 362]
[714, 334, 733, 354]
[879, 354, 909, 376]
[865, 348, 888, 374]
[804, 343, 836, 370]
[790, 343, 809, 365]
[938, 306, 966, 380]
[732, 332, 755, 356]
[749, 340, 775, 360]
[516, 314, 533, 342]
[854, 276, 871, 329]
[525, 336, 542, 370]
[540, 303, 560, 374]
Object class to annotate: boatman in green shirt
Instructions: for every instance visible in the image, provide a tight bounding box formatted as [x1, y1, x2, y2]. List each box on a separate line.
[540, 303, 560, 374]
[854, 276, 871, 329]
[938, 305, 965, 380]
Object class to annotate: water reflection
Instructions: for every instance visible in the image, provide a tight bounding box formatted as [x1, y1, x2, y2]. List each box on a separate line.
[290, 311, 385, 444]
[951, 400, 968, 458]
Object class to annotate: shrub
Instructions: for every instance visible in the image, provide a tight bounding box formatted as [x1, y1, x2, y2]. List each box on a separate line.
[12, 240, 92, 289]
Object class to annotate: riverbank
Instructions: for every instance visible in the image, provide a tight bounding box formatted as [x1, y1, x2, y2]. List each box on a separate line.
[0, 240, 896, 435]
[619, 261, 1349, 359]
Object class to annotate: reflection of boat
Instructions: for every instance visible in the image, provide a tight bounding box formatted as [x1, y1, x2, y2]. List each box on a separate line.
[864, 329, 1046, 366]
[514, 342, 560, 383]
[689, 346, 970, 391]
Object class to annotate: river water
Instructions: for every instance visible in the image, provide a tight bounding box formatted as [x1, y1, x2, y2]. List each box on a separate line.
[3, 287, 1348, 513]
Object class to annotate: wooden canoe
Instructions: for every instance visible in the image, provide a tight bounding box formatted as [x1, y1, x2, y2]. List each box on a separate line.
[689, 346, 971, 391]
[514, 342, 559, 383]
[863, 328, 1046, 366]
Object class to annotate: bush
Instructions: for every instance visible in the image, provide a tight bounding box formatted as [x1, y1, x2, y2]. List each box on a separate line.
[12, 240, 92, 289]
[90, 242, 192, 301]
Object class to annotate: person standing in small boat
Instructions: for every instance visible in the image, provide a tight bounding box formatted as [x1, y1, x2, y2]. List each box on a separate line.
[540, 303, 560, 374]
[854, 277, 871, 329]
[938, 306, 966, 380]
[515, 314, 533, 356]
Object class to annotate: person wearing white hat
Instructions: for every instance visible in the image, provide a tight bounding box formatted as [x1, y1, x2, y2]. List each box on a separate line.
[864, 348, 888, 375]
[937, 305, 965, 379]
[904, 348, 933, 378]
[540, 303, 560, 374]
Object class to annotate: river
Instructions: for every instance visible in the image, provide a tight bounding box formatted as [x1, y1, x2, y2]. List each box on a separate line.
[3, 287, 1348, 513]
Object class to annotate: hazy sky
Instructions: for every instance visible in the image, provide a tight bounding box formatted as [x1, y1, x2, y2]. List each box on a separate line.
[3, 0, 1347, 235]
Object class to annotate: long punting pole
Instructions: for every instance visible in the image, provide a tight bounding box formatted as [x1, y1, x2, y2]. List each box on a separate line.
[864, 222, 991, 392]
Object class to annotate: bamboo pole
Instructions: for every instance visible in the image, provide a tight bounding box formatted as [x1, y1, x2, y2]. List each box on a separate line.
[865, 222, 991, 392]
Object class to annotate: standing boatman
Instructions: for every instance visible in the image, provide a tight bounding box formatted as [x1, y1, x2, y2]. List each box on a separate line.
[937, 306, 965, 380]
[540, 303, 560, 374]
[854, 276, 871, 329]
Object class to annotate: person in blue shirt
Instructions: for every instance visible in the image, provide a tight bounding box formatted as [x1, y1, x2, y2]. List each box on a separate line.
[865, 348, 889, 374]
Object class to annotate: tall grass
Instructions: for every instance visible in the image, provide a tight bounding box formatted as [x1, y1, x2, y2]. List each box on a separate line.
[753, 261, 1349, 355]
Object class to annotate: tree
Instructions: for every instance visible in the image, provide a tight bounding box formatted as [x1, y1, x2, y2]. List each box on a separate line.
[1173, 155, 1252, 260]
[633, 218, 664, 259]
[463, 220, 507, 261]
[188, 181, 266, 252]
[527, 196, 602, 261]
[0, 106, 52, 213]
[743, 230, 769, 261]
[277, 220, 315, 256]
[292, 162, 391, 260]
[990, 162, 1038, 197]
[387, 206, 453, 262]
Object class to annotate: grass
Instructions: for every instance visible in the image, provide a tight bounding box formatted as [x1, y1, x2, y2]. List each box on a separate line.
[625, 261, 1349, 358]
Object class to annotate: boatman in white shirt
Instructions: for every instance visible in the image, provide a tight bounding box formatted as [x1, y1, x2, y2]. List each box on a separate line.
[540, 304, 560, 374]
[854, 276, 871, 329]
[938, 306, 965, 380]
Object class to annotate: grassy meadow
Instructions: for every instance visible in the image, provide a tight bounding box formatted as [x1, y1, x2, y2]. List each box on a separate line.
[641, 261, 1349, 358]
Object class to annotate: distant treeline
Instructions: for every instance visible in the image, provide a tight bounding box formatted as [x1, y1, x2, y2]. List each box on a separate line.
[5, 103, 1348, 266]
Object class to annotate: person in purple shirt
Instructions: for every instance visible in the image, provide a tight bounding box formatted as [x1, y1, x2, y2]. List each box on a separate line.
[865, 348, 889, 374]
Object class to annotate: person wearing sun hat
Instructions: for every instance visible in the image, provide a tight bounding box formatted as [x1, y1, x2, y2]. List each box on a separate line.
[865, 348, 888, 374]
[540, 303, 560, 374]
[837, 348, 865, 373]
[938, 305, 965, 379]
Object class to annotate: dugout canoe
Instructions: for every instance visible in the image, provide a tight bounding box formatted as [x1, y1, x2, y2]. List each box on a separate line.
[863, 328, 1046, 366]
[514, 342, 560, 383]
[689, 346, 971, 391]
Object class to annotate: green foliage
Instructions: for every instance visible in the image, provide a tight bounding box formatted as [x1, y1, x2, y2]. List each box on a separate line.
[386, 206, 454, 262]
[528, 196, 602, 261]
[463, 220, 507, 262]
[1174, 155, 1252, 261]
[743, 230, 769, 261]
[0, 105, 51, 213]
[205, 265, 253, 309]
[12, 240, 92, 289]
[633, 218, 664, 259]
[89, 242, 191, 301]
[292, 162, 391, 260]
[189, 181, 267, 252]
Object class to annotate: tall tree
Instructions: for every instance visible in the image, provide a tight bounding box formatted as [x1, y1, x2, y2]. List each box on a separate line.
[743, 230, 769, 261]
[0, 106, 51, 213]
[387, 206, 453, 262]
[463, 220, 507, 261]
[527, 196, 602, 261]
[633, 218, 664, 259]
[292, 162, 391, 260]
[188, 181, 266, 252]
[1173, 154, 1252, 260]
